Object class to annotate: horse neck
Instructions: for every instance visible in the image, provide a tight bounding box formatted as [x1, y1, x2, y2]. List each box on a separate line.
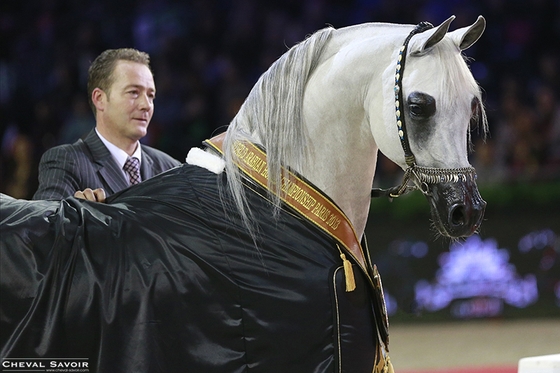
[301, 124, 379, 238]
[300, 28, 401, 237]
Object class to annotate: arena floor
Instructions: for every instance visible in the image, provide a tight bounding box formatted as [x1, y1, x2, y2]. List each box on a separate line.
[388, 318, 560, 373]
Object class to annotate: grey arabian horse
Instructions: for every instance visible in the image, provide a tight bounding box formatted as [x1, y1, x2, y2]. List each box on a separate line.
[1, 15, 486, 373]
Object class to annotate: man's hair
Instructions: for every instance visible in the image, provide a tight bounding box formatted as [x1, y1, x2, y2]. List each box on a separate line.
[87, 48, 152, 115]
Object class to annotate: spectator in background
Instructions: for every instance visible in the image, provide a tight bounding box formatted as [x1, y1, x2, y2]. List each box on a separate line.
[0, 129, 37, 199]
[33, 48, 181, 201]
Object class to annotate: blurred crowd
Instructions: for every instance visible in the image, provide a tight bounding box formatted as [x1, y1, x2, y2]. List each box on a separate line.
[1, 0, 559, 199]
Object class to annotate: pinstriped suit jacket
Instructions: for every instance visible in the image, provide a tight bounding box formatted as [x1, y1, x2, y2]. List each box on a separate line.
[33, 130, 181, 200]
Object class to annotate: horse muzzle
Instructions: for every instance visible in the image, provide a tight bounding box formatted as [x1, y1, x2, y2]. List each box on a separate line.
[426, 178, 486, 238]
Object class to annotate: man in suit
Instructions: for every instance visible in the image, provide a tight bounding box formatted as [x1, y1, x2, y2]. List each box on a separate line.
[33, 48, 181, 201]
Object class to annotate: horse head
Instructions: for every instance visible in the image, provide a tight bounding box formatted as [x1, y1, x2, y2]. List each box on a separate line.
[374, 16, 488, 238]
[223, 16, 488, 240]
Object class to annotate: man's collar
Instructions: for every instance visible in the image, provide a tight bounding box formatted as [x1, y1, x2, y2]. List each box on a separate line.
[95, 128, 142, 169]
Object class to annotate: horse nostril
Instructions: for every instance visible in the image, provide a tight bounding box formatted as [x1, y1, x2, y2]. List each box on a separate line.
[450, 204, 466, 227]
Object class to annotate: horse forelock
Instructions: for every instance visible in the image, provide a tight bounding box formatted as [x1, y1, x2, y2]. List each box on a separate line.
[409, 38, 489, 141]
[222, 26, 334, 232]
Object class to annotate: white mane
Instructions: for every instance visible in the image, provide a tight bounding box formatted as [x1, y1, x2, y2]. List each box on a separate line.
[222, 27, 334, 229]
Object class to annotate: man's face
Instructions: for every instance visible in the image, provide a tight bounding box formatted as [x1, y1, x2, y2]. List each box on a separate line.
[102, 60, 156, 141]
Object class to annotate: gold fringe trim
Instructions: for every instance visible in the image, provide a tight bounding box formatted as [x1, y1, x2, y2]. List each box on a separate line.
[374, 343, 394, 373]
[337, 245, 356, 292]
[383, 356, 394, 373]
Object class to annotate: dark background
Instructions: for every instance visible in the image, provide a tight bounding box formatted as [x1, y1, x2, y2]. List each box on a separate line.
[1, 0, 559, 322]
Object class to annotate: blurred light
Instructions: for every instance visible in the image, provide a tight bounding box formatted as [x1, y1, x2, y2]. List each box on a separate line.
[518, 229, 556, 253]
[414, 235, 539, 317]
[451, 297, 503, 318]
[384, 289, 398, 316]
[410, 241, 428, 258]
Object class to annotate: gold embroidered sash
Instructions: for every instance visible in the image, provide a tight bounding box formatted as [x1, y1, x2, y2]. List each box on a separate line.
[204, 133, 367, 271]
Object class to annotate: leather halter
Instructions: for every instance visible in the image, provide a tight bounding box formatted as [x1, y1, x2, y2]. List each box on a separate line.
[371, 22, 477, 199]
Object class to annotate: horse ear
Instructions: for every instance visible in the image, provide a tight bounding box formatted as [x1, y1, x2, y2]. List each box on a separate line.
[448, 16, 486, 50]
[409, 15, 455, 55]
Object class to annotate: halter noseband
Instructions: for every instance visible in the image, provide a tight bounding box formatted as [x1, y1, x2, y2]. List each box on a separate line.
[371, 22, 477, 199]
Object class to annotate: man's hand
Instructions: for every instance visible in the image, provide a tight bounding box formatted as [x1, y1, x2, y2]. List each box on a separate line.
[74, 188, 106, 203]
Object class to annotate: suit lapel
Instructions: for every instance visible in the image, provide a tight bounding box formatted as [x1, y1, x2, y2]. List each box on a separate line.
[83, 130, 129, 193]
[140, 149, 155, 180]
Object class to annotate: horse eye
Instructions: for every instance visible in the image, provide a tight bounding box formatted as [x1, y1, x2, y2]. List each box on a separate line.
[409, 104, 424, 117]
[407, 92, 436, 119]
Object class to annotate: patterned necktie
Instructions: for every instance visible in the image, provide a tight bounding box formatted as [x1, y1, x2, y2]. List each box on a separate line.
[123, 157, 141, 185]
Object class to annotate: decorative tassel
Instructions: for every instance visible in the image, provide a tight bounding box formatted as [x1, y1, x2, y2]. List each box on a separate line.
[339, 252, 356, 292]
[385, 356, 394, 373]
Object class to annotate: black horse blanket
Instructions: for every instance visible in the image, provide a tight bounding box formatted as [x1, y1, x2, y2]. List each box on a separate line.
[1, 163, 382, 372]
